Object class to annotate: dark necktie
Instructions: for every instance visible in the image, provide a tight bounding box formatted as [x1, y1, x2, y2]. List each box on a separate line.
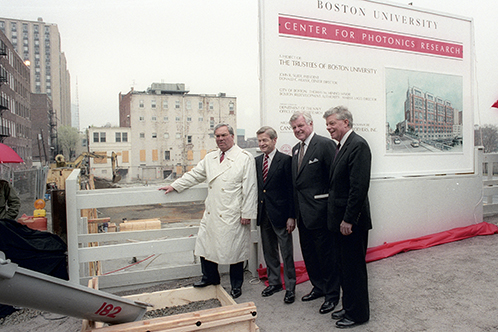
[263, 154, 269, 182]
[298, 142, 305, 169]
[334, 143, 341, 161]
[220, 152, 225, 163]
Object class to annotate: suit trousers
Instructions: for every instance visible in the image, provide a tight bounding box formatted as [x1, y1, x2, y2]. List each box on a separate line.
[298, 217, 340, 302]
[260, 209, 296, 291]
[337, 230, 370, 323]
[200, 256, 244, 290]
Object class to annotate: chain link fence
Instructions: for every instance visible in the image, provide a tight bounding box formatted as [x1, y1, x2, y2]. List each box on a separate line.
[0, 166, 49, 218]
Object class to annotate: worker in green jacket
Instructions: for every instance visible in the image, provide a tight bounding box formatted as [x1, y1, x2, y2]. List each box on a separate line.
[0, 179, 21, 220]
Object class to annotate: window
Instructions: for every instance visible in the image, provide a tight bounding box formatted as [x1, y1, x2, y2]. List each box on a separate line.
[175, 100, 180, 109]
[186, 100, 191, 109]
[152, 133, 157, 138]
[198, 117, 203, 122]
[139, 116, 144, 121]
[165, 151, 170, 160]
[229, 102, 235, 114]
[163, 116, 168, 121]
[164, 133, 170, 139]
[199, 102, 203, 110]
[115, 132, 128, 142]
[100, 132, 106, 142]
[187, 116, 192, 122]
[163, 100, 168, 109]
[139, 100, 144, 108]
[139, 132, 145, 138]
[176, 133, 181, 139]
[151, 100, 156, 108]
[93, 132, 99, 143]
[209, 102, 214, 110]
[151, 116, 157, 121]
[187, 135, 192, 144]
[210, 117, 214, 129]
[175, 116, 180, 122]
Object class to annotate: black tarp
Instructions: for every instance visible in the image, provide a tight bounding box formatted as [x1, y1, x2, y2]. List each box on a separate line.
[0, 219, 68, 318]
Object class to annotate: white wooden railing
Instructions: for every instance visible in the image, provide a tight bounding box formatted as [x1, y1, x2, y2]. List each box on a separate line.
[65, 169, 259, 290]
[64, 148, 496, 290]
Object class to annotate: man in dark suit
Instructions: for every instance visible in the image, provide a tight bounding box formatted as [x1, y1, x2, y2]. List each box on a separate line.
[289, 111, 340, 314]
[324, 106, 372, 328]
[255, 126, 297, 304]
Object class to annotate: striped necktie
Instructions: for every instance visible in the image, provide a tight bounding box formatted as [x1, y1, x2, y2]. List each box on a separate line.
[220, 152, 225, 163]
[263, 154, 269, 182]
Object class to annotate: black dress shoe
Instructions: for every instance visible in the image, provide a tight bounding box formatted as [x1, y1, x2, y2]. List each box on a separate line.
[283, 290, 295, 304]
[331, 309, 346, 320]
[230, 288, 242, 299]
[336, 317, 362, 328]
[301, 290, 324, 302]
[261, 285, 283, 297]
[319, 300, 337, 314]
[193, 280, 219, 288]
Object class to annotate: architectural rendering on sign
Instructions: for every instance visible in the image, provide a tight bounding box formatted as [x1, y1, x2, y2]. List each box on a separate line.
[386, 68, 463, 154]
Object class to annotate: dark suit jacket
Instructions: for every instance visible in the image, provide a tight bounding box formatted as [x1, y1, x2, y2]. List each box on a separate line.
[256, 150, 295, 228]
[292, 133, 336, 230]
[328, 131, 372, 232]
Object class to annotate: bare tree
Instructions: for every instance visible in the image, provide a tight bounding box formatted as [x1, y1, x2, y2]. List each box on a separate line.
[475, 124, 498, 153]
[58, 126, 80, 159]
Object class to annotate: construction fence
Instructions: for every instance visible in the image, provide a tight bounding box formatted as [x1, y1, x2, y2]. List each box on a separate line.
[0, 165, 48, 217]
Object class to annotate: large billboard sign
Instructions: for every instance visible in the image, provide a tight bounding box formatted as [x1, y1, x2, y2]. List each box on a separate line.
[259, 0, 474, 177]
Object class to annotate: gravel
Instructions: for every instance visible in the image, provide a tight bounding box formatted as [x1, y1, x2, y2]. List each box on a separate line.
[0, 308, 70, 328]
[143, 299, 222, 319]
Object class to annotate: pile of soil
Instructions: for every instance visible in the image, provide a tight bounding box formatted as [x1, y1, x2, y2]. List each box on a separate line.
[143, 299, 222, 319]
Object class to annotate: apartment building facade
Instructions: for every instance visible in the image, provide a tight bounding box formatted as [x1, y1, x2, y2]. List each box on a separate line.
[30, 92, 53, 164]
[404, 86, 459, 141]
[106, 83, 237, 182]
[87, 126, 131, 182]
[0, 30, 32, 167]
[0, 17, 71, 128]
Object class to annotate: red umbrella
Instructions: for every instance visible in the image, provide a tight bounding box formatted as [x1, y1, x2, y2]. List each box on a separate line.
[0, 143, 24, 163]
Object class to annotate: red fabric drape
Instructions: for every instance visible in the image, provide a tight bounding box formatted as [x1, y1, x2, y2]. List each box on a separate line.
[257, 222, 498, 285]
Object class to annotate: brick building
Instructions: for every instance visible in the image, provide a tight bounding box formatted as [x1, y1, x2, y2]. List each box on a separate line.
[0, 30, 31, 167]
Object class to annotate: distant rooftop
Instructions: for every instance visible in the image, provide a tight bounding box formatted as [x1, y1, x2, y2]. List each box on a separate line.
[146, 83, 189, 95]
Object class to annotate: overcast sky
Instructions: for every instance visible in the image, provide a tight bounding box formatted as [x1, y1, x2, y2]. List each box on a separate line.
[2, 0, 497, 136]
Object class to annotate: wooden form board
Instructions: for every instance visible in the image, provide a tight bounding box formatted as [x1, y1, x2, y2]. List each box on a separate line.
[83, 285, 259, 332]
[120, 218, 162, 231]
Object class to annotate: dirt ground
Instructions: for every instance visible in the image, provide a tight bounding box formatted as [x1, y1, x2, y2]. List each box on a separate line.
[97, 202, 205, 225]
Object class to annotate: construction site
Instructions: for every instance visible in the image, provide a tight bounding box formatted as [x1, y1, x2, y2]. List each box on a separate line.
[1, 147, 498, 331]
[1, 139, 498, 332]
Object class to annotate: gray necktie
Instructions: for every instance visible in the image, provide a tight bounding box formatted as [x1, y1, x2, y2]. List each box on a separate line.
[298, 142, 305, 169]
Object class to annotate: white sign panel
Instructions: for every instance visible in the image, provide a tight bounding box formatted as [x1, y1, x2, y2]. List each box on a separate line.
[259, 0, 474, 177]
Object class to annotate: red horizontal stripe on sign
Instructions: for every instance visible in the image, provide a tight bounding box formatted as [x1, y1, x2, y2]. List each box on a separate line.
[279, 16, 463, 59]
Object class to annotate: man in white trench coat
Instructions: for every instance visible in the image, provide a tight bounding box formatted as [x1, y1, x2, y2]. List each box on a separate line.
[160, 123, 257, 298]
